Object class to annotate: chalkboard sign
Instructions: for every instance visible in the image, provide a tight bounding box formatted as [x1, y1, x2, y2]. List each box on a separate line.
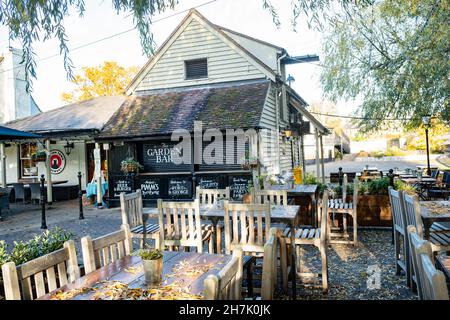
[229, 176, 252, 200]
[110, 177, 134, 198]
[168, 177, 192, 199]
[139, 177, 161, 199]
[197, 176, 220, 189]
[142, 142, 190, 172]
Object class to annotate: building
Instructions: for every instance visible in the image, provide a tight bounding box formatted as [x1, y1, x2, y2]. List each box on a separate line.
[95, 9, 329, 206]
[3, 96, 125, 201]
[0, 47, 41, 123]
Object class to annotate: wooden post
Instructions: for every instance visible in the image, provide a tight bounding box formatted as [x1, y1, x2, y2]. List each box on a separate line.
[45, 139, 53, 205]
[320, 134, 325, 184]
[315, 129, 320, 180]
[0, 142, 6, 188]
[94, 143, 103, 208]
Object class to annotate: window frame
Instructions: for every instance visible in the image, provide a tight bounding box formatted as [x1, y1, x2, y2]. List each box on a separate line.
[19, 143, 38, 178]
[184, 58, 208, 80]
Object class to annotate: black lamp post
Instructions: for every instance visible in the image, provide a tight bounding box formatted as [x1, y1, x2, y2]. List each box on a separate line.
[422, 115, 431, 176]
[40, 174, 47, 229]
[78, 172, 84, 220]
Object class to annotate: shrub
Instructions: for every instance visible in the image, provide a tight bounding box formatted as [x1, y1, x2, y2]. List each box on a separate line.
[370, 150, 385, 158]
[3, 227, 74, 266]
[385, 146, 407, 157]
[367, 177, 390, 195]
[304, 173, 327, 193]
[394, 180, 417, 195]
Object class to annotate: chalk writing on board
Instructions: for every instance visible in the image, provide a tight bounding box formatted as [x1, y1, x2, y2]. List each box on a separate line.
[140, 179, 160, 198]
[230, 176, 251, 200]
[198, 177, 219, 189]
[113, 179, 132, 197]
[168, 179, 190, 196]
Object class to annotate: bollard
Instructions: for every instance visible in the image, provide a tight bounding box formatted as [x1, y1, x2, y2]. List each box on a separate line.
[387, 169, 395, 187]
[338, 167, 344, 186]
[40, 174, 47, 229]
[78, 172, 84, 220]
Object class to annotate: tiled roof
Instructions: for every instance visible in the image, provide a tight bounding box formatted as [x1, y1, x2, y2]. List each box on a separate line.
[98, 80, 270, 139]
[5, 96, 126, 133]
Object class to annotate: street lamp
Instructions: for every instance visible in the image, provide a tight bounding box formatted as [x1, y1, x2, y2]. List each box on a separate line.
[422, 115, 431, 176]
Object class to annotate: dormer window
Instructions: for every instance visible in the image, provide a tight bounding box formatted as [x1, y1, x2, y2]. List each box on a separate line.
[185, 58, 208, 80]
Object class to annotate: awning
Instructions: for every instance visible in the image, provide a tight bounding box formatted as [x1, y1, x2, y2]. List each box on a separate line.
[0, 126, 41, 141]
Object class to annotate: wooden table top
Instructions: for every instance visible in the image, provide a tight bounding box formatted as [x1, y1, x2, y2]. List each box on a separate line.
[436, 254, 450, 282]
[420, 201, 450, 221]
[401, 177, 437, 184]
[269, 184, 318, 196]
[38, 251, 231, 300]
[144, 204, 300, 224]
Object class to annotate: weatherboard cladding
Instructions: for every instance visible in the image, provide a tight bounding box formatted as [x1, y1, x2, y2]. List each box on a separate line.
[98, 80, 271, 139]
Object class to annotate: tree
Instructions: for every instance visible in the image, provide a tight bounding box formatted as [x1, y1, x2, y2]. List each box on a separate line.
[0, 0, 371, 87]
[61, 61, 138, 103]
[405, 119, 450, 153]
[320, 0, 450, 132]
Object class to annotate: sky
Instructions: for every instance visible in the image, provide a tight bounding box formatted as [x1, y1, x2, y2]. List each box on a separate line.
[0, 0, 355, 116]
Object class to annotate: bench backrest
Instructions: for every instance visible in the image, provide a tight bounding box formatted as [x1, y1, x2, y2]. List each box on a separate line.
[157, 199, 203, 252]
[254, 190, 288, 205]
[421, 254, 449, 300]
[2, 240, 80, 300]
[402, 192, 423, 237]
[196, 186, 230, 204]
[388, 187, 406, 234]
[120, 190, 144, 228]
[81, 224, 133, 274]
[261, 228, 279, 300]
[204, 247, 243, 300]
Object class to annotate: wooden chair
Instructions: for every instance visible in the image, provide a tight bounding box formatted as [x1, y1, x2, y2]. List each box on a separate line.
[407, 225, 433, 298]
[196, 186, 230, 253]
[196, 186, 230, 204]
[420, 254, 449, 300]
[261, 228, 279, 300]
[402, 192, 450, 253]
[328, 175, 359, 245]
[204, 247, 243, 300]
[2, 240, 80, 300]
[157, 199, 214, 253]
[120, 190, 159, 248]
[223, 202, 271, 256]
[81, 224, 133, 274]
[254, 190, 288, 205]
[283, 190, 329, 293]
[388, 187, 409, 276]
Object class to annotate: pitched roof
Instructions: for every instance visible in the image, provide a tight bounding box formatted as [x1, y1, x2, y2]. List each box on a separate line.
[6, 96, 126, 134]
[98, 80, 270, 139]
[125, 9, 280, 95]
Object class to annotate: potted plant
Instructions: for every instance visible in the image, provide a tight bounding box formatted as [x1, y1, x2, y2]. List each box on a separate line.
[242, 181, 254, 204]
[248, 156, 259, 169]
[120, 157, 144, 174]
[32, 150, 47, 162]
[137, 247, 163, 285]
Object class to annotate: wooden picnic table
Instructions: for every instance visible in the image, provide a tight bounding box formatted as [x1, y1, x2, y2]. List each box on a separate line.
[144, 204, 301, 299]
[37, 251, 231, 300]
[436, 254, 450, 288]
[419, 201, 450, 240]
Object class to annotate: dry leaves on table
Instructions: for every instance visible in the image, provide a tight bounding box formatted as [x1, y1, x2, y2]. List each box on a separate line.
[50, 287, 94, 300]
[169, 259, 216, 278]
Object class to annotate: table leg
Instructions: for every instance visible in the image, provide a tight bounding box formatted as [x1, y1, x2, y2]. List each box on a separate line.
[311, 194, 317, 227]
[290, 221, 297, 299]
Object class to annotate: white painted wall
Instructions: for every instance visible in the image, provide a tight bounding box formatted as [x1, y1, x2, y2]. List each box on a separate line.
[3, 142, 88, 188]
[135, 18, 266, 92]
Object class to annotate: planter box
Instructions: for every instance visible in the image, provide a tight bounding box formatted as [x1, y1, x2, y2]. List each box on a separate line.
[347, 194, 392, 227]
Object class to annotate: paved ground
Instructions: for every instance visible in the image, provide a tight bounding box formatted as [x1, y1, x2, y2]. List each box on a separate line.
[0, 200, 417, 300]
[306, 154, 446, 178]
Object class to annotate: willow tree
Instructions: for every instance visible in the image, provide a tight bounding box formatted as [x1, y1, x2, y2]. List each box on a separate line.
[0, 0, 371, 88]
[321, 0, 450, 132]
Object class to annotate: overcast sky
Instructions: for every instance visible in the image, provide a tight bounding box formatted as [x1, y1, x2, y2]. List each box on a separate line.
[0, 0, 354, 115]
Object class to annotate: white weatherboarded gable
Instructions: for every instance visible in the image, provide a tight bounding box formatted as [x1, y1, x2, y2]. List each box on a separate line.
[128, 10, 275, 94]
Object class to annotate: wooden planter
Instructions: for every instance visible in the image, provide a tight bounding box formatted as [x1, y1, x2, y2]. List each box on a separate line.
[347, 194, 392, 227]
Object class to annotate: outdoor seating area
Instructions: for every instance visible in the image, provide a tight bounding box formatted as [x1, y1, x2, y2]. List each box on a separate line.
[1, 181, 448, 301]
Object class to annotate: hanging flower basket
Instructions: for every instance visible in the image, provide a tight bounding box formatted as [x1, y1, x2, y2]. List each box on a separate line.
[120, 157, 144, 174]
[32, 151, 47, 162]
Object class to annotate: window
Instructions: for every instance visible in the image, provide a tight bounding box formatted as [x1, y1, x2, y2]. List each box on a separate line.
[20, 143, 38, 178]
[185, 58, 208, 80]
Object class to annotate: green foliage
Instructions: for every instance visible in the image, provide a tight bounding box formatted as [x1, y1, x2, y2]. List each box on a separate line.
[136, 248, 163, 260]
[1, 227, 74, 267]
[394, 180, 417, 195]
[321, 0, 450, 131]
[385, 147, 407, 157]
[367, 178, 390, 195]
[304, 173, 327, 193]
[370, 150, 385, 158]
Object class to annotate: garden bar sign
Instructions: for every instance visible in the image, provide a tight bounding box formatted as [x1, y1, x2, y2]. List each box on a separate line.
[50, 150, 66, 174]
[143, 142, 190, 172]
